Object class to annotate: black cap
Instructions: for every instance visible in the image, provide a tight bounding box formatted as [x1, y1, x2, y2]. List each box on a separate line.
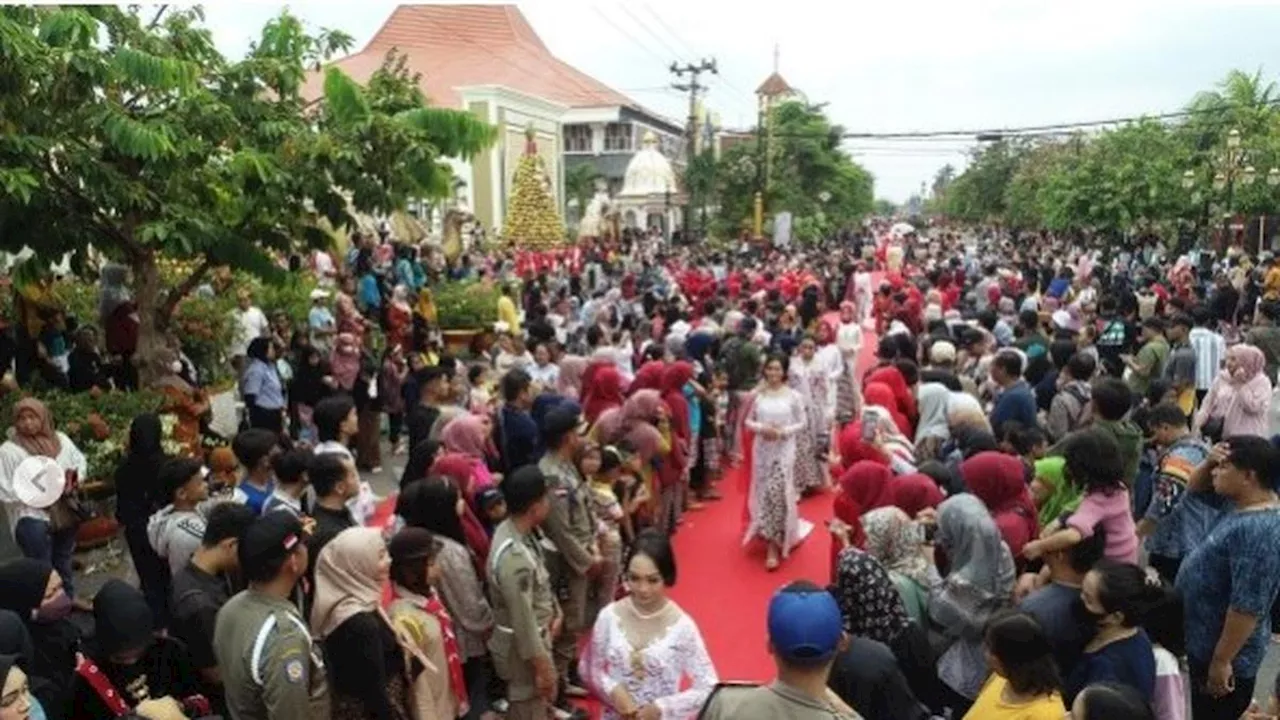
[541, 401, 585, 439]
[238, 511, 306, 574]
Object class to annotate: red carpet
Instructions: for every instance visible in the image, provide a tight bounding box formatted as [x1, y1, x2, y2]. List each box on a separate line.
[666, 311, 880, 682]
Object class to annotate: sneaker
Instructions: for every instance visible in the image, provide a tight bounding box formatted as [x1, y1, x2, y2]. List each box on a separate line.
[553, 707, 589, 720]
[490, 699, 509, 714]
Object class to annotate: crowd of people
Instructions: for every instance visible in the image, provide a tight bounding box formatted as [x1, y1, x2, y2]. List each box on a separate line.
[0, 221, 1279, 720]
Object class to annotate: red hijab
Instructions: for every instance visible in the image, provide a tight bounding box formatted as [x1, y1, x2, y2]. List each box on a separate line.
[630, 361, 666, 394]
[583, 365, 625, 423]
[865, 366, 917, 424]
[836, 421, 889, 470]
[960, 451, 1039, 562]
[660, 362, 695, 443]
[428, 454, 493, 567]
[891, 473, 946, 518]
[863, 382, 911, 437]
[831, 461, 895, 576]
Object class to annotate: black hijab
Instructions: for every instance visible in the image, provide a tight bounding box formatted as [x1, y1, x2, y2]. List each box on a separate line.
[399, 439, 441, 489]
[114, 415, 166, 528]
[0, 609, 58, 720]
[0, 559, 77, 720]
[0, 611, 33, 669]
[90, 580, 153, 659]
[75, 581, 198, 715]
[0, 559, 51, 619]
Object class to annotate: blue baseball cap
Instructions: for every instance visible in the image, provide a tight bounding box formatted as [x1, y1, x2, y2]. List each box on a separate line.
[766, 584, 843, 663]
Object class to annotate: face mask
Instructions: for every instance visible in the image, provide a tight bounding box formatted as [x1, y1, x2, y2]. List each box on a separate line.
[34, 592, 73, 623]
[1071, 598, 1108, 627]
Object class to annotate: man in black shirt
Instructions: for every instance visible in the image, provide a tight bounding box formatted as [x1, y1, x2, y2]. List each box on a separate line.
[405, 365, 450, 453]
[170, 502, 256, 697]
[306, 453, 358, 558]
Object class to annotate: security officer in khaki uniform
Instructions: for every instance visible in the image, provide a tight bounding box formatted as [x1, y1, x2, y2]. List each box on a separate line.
[487, 465, 560, 720]
[537, 402, 598, 701]
[214, 512, 330, 720]
[699, 581, 861, 720]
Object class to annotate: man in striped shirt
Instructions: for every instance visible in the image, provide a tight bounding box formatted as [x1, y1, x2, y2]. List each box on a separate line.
[1188, 306, 1226, 410]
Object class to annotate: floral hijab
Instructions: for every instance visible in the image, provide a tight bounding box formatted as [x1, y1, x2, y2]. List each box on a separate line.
[862, 507, 934, 589]
[832, 547, 911, 645]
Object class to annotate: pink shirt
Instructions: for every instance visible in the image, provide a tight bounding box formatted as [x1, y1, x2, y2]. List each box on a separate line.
[1067, 488, 1139, 563]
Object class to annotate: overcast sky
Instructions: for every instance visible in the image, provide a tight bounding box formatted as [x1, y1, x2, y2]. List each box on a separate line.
[200, 1, 1280, 202]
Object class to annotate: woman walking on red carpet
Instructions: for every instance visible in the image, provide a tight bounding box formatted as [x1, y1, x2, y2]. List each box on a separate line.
[580, 530, 717, 720]
[742, 354, 814, 571]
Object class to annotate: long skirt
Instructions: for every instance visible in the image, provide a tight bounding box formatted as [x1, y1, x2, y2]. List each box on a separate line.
[356, 407, 382, 470]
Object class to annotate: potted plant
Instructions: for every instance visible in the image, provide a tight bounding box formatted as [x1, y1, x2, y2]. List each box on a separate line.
[433, 281, 500, 356]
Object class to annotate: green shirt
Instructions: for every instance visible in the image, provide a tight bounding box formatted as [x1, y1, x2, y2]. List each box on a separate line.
[1129, 337, 1169, 395]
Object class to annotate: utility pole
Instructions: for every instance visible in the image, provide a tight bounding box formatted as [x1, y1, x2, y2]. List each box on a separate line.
[671, 57, 717, 244]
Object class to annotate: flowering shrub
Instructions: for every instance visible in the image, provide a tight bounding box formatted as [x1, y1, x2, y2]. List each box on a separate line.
[0, 388, 166, 481]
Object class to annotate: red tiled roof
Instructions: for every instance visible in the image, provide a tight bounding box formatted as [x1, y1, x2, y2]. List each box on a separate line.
[302, 4, 637, 110]
[756, 72, 795, 97]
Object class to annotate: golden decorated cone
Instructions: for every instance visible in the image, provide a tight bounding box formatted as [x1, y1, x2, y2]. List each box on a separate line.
[502, 127, 565, 250]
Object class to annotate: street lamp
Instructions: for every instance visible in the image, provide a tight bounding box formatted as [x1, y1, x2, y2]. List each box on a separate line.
[1270, 168, 1280, 188]
[1182, 127, 1253, 249]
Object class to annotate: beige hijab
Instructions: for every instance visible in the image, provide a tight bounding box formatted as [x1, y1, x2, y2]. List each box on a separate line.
[310, 527, 390, 639]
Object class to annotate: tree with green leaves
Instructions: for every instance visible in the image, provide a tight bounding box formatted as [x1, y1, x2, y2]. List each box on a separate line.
[936, 68, 1280, 242]
[711, 101, 873, 239]
[0, 5, 495, 382]
[563, 163, 600, 225]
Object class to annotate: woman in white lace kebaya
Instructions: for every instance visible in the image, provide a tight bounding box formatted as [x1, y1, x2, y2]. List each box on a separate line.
[580, 530, 717, 720]
[788, 335, 833, 494]
[744, 355, 814, 570]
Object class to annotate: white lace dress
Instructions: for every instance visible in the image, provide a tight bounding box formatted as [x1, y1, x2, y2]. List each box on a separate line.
[580, 599, 718, 720]
[743, 387, 814, 553]
[787, 357, 830, 493]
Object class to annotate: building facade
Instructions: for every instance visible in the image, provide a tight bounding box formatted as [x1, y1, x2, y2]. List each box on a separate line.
[562, 106, 686, 198]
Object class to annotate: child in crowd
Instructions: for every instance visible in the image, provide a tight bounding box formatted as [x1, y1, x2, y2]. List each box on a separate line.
[702, 369, 728, 495]
[476, 486, 506, 535]
[1024, 428, 1139, 564]
[614, 439, 647, 547]
[207, 446, 240, 496]
[582, 444, 626, 624]
[967, 611, 1065, 719]
[467, 363, 492, 413]
[1143, 577, 1187, 720]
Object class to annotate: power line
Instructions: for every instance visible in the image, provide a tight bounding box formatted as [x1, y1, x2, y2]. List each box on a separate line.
[758, 97, 1280, 142]
[592, 6, 670, 67]
[617, 4, 686, 64]
[835, 98, 1280, 140]
[641, 4, 699, 59]
[640, 4, 754, 105]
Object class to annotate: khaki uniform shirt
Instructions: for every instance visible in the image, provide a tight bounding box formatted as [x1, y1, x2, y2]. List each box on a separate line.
[213, 589, 330, 720]
[698, 681, 862, 720]
[538, 454, 596, 574]
[486, 519, 557, 699]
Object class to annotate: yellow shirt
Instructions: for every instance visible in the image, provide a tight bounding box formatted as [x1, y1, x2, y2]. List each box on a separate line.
[1265, 266, 1280, 300]
[963, 676, 1063, 720]
[497, 295, 521, 335]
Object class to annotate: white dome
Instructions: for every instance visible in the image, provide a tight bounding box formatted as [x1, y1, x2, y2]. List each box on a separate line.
[620, 131, 677, 198]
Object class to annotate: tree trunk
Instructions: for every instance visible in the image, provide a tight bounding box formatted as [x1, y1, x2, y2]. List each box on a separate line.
[132, 252, 167, 388]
